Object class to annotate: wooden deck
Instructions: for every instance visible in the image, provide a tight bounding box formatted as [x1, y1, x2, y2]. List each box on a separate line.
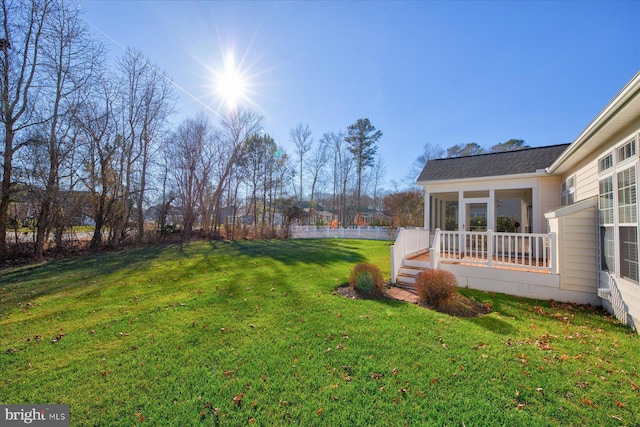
[406, 251, 551, 274]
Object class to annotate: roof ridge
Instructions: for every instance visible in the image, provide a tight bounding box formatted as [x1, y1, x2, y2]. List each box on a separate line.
[433, 143, 571, 161]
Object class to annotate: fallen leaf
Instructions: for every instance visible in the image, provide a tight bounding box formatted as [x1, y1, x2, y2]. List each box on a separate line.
[316, 408, 323, 416]
[630, 380, 640, 391]
[233, 393, 244, 406]
[615, 401, 625, 408]
[581, 398, 593, 406]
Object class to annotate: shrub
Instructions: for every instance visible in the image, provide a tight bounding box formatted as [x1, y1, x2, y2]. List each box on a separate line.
[349, 263, 385, 296]
[415, 269, 458, 308]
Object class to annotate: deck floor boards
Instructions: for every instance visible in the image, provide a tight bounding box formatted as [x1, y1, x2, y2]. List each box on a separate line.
[406, 252, 550, 274]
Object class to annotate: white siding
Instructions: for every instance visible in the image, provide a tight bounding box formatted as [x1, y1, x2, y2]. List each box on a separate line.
[574, 158, 600, 200]
[559, 125, 640, 330]
[538, 176, 562, 233]
[558, 207, 598, 293]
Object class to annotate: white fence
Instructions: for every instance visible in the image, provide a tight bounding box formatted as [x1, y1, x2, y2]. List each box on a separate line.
[290, 225, 398, 241]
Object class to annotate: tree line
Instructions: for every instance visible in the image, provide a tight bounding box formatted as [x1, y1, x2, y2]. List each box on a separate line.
[1, 0, 389, 262]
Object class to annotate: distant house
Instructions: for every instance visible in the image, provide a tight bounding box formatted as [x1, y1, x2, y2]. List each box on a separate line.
[293, 201, 335, 226]
[9, 189, 94, 228]
[391, 72, 640, 330]
[354, 209, 392, 227]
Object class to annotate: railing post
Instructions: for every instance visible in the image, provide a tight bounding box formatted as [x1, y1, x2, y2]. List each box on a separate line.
[430, 228, 441, 269]
[487, 230, 494, 268]
[390, 244, 397, 283]
[550, 232, 558, 274]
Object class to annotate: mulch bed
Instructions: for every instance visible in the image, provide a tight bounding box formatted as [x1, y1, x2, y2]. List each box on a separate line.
[334, 283, 391, 301]
[335, 284, 492, 318]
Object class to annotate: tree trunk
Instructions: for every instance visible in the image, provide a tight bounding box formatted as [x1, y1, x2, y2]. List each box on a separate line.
[0, 126, 14, 261]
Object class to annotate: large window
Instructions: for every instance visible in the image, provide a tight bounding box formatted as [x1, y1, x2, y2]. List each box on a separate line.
[599, 176, 615, 272]
[598, 138, 639, 284]
[620, 226, 638, 282]
[618, 166, 638, 282]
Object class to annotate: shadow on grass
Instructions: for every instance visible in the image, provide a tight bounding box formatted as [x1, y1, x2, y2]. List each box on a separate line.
[205, 239, 367, 267]
[0, 239, 369, 314]
[466, 315, 517, 335]
[0, 245, 172, 312]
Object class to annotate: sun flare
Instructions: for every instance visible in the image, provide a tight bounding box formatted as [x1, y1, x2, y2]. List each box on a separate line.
[215, 53, 247, 111]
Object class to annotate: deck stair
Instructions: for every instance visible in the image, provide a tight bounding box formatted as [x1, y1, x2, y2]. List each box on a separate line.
[395, 265, 430, 293]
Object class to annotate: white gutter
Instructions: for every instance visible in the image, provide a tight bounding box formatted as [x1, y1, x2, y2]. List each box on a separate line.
[416, 169, 550, 187]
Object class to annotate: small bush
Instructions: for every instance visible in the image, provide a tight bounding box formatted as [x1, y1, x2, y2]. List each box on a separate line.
[349, 263, 385, 296]
[415, 269, 458, 308]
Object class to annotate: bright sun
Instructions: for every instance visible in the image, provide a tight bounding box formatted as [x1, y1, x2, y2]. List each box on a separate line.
[215, 53, 247, 111]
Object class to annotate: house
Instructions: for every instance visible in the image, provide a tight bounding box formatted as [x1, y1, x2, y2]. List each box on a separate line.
[354, 209, 393, 227]
[391, 71, 640, 330]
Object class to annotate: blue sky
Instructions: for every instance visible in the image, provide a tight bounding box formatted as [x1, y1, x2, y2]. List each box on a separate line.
[81, 0, 640, 188]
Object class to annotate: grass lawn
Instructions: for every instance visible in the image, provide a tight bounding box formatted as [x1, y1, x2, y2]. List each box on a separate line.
[1, 239, 638, 426]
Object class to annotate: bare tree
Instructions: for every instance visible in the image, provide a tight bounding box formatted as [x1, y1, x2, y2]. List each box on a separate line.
[117, 48, 174, 243]
[0, 0, 52, 260]
[73, 74, 120, 248]
[404, 142, 444, 188]
[210, 108, 262, 233]
[308, 135, 329, 211]
[325, 131, 353, 226]
[289, 123, 312, 202]
[168, 114, 214, 239]
[29, 0, 102, 257]
[370, 154, 386, 211]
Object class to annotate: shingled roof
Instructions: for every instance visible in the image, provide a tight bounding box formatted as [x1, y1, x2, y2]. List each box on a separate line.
[417, 144, 570, 183]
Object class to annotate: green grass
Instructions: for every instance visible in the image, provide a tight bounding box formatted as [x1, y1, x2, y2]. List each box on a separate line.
[0, 239, 638, 426]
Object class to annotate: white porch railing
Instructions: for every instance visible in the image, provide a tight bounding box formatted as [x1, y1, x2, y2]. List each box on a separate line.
[431, 229, 557, 273]
[390, 228, 431, 283]
[391, 228, 558, 283]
